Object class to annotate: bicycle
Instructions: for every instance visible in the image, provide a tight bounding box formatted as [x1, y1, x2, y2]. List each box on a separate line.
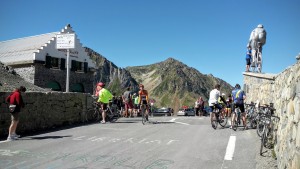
[140, 104, 149, 125]
[211, 104, 227, 129]
[259, 107, 279, 155]
[232, 107, 242, 131]
[104, 102, 122, 123]
[251, 42, 263, 73]
[245, 102, 257, 129]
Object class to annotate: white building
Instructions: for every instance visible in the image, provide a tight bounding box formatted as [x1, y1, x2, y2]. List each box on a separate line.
[0, 24, 96, 93]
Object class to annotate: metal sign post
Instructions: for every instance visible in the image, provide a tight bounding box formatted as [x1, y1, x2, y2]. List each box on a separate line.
[56, 33, 75, 92]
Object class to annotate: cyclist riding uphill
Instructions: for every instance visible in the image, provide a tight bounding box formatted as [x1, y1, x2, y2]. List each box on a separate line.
[209, 84, 223, 128]
[138, 84, 149, 121]
[97, 82, 113, 124]
[231, 84, 247, 129]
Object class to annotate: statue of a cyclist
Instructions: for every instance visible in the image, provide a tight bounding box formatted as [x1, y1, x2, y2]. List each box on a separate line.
[247, 24, 267, 73]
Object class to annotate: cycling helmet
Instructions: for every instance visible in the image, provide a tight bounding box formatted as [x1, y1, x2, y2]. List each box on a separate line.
[222, 93, 226, 96]
[97, 82, 105, 87]
[235, 84, 241, 89]
[139, 84, 144, 88]
[257, 24, 264, 28]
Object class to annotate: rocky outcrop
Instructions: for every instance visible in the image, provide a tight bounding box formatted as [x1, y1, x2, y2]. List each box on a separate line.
[243, 60, 300, 169]
[84, 47, 138, 95]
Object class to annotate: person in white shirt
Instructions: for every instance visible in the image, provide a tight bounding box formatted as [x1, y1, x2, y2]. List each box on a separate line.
[209, 84, 223, 129]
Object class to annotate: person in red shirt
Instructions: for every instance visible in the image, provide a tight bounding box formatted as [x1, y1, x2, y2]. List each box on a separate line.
[6, 86, 26, 141]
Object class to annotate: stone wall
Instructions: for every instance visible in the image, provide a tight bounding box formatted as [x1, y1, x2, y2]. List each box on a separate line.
[14, 63, 94, 93]
[0, 92, 95, 137]
[243, 61, 300, 169]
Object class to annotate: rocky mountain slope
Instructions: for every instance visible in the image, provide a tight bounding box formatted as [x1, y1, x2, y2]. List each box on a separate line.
[85, 47, 139, 94]
[126, 58, 233, 111]
[0, 62, 50, 92]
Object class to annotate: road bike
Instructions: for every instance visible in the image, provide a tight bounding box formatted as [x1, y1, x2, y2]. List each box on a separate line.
[245, 103, 257, 129]
[251, 42, 263, 73]
[232, 107, 242, 131]
[211, 104, 227, 129]
[92, 101, 122, 123]
[259, 114, 279, 155]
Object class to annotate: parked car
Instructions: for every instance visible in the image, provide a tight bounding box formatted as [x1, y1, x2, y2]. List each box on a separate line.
[177, 109, 185, 116]
[153, 107, 172, 116]
[177, 108, 195, 116]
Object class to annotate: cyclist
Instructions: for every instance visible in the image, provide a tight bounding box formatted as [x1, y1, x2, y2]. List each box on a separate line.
[97, 82, 113, 124]
[138, 84, 149, 121]
[218, 93, 227, 118]
[209, 84, 223, 129]
[231, 84, 247, 129]
[225, 94, 233, 119]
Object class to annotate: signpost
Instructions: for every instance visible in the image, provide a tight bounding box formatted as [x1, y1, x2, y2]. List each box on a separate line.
[56, 33, 75, 92]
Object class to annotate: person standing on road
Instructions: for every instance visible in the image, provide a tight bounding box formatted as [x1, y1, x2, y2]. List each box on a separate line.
[6, 86, 26, 141]
[97, 82, 113, 124]
[133, 93, 139, 117]
[194, 98, 201, 116]
[122, 87, 133, 118]
[198, 97, 205, 116]
[231, 84, 247, 130]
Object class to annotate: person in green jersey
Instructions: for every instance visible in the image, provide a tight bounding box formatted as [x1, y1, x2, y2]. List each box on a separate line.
[97, 82, 113, 124]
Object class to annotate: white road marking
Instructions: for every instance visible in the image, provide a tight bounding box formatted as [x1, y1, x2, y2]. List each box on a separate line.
[169, 118, 190, 125]
[224, 135, 236, 160]
[170, 118, 177, 122]
[174, 121, 190, 125]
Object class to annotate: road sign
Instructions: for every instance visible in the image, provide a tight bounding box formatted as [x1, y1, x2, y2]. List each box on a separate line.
[56, 34, 75, 49]
[56, 33, 75, 92]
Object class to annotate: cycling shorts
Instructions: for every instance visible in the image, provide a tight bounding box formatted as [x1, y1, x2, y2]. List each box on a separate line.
[140, 100, 148, 105]
[234, 103, 245, 113]
[98, 101, 108, 111]
[209, 104, 222, 113]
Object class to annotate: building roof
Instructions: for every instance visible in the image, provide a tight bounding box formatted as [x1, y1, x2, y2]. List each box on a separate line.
[0, 32, 58, 64]
[0, 24, 96, 68]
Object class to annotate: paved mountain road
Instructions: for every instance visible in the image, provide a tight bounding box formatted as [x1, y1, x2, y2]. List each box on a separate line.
[0, 116, 261, 169]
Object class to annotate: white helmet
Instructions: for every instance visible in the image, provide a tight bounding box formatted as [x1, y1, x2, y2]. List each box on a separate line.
[222, 93, 226, 96]
[257, 24, 264, 28]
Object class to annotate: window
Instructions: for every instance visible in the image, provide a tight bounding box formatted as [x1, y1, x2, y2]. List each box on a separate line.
[51, 57, 59, 68]
[76, 61, 83, 71]
[45, 55, 63, 70]
[71, 60, 86, 72]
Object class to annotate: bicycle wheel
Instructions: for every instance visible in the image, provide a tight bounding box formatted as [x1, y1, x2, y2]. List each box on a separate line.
[233, 117, 238, 131]
[93, 109, 101, 123]
[211, 113, 218, 129]
[260, 126, 266, 155]
[219, 115, 228, 127]
[141, 105, 147, 125]
[257, 120, 264, 137]
[109, 108, 119, 123]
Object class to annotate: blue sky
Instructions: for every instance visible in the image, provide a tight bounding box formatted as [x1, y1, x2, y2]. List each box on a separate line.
[0, 0, 299, 87]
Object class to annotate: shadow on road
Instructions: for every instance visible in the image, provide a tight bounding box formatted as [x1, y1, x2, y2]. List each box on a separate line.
[26, 135, 72, 140]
